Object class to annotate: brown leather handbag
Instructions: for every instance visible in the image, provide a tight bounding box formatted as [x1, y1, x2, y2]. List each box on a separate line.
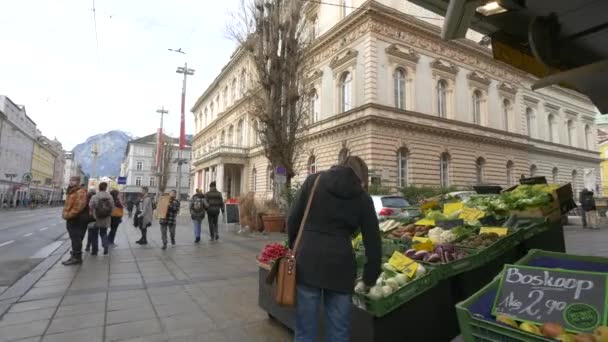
[267, 174, 321, 307]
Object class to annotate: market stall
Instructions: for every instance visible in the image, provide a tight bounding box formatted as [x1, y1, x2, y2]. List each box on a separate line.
[256, 181, 576, 341]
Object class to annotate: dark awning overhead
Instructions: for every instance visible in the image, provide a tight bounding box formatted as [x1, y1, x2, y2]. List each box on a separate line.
[409, 0, 608, 113]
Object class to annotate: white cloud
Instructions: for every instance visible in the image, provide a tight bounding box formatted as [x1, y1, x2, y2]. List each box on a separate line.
[0, 0, 241, 149]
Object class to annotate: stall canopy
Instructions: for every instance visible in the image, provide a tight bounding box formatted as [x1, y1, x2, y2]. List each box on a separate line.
[408, 0, 608, 113]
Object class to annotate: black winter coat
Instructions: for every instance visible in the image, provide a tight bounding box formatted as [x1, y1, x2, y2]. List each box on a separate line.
[287, 166, 382, 294]
[205, 189, 224, 216]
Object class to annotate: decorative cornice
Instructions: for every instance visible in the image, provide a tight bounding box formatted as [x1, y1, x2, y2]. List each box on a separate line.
[385, 44, 420, 64]
[430, 59, 459, 75]
[467, 71, 491, 87]
[544, 103, 560, 113]
[523, 95, 540, 107]
[329, 48, 359, 70]
[306, 70, 323, 85]
[498, 82, 517, 96]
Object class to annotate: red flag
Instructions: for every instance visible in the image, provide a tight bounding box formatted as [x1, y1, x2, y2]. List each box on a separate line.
[179, 92, 186, 150]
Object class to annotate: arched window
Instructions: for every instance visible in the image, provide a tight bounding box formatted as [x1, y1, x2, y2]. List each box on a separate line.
[526, 107, 534, 137]
[437, 79, 447, 118]
[210, 101, 215, 118]
[571, 170, 578, 195]
[308, 155, 316, 175]
[548, 114, 556, 143]
[223, 86, 228, 110]
[503, 99, 510, 131]
[227, 125, 234, 145]
[475, 157, 485, 184]
[220, 130, 225, 145]
[585, 124, 591, 150]
[236, 119, 244, 146]
[310, 89, 320, 123]
[204, 108, 208, 127]
[440, 153, 450, 187]
[552, 167, 558, 184]
[267, 165, 273, 191]
[472, 90, 482, 125]
[251, 168, 257, 192]
[339, 71, 352, 112]
[530, 164, 537, 177]
[397, 148, 409, 187]
[216, 95, 220, 112]
[240, 69, 247, 96]
[341, 0, 352, 17]
[338, 147, 349, 163]
[394, 68, 406, 110]
[231, 78, 237, 102]
[252, 120, 260, 145]
[567, 120, 575, 146]
[506, 161, 514, 186]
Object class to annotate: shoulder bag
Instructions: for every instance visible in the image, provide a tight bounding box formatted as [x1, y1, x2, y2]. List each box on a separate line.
[266, 174, 321, 307]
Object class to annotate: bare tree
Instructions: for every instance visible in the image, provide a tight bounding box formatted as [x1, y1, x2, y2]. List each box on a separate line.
[158, 141, 175, 194]
[229, 0, 309, 193]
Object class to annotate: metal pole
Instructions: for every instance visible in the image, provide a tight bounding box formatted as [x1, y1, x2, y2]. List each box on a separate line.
[175, 62, 194, 200]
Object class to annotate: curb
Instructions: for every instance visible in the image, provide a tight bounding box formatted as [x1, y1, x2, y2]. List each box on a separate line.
[0, 239, 70, 318]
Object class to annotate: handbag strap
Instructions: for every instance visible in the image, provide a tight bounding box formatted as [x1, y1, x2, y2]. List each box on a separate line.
[292, 174, 322, 254]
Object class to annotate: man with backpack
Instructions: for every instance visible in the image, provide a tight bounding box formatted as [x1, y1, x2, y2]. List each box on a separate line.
[189, 189, 208, 243]
[88, 182, 115, 255]
[205, 181, 224, 242]
[61, 176, 89, 266]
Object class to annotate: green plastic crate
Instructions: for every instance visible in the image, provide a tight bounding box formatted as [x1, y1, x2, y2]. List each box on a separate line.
[420, 247, 485, 279]
[354, 267, 439, 317]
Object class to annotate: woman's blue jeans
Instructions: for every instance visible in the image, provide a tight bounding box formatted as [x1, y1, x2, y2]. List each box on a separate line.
[294, 283, 352, 342]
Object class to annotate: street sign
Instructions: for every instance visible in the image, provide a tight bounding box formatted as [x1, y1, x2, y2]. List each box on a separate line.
[22, 173, 32, 184]
[117, 177, 127, 185]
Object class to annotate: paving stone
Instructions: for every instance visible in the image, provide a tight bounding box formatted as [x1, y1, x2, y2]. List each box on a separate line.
[105, 319, 162, 342]
[42, 326, 103, 342]
[47, 312, 105, 334]
[55, 301, 106, 318]
[154, 302, 201, 318]
[0, 307, 55, 326]
[62, 292, 107, 305]
[8, 298, 61, 313]
[107, 307, 156, 325]
[107, 297, 152, 311]
[0, 319, 48, 341]
[160, 312, 214, 332]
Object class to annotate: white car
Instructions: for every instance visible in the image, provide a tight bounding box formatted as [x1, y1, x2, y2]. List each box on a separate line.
[371, 195, 421, 219]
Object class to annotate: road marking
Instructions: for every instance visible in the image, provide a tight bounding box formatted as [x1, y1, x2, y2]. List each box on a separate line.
[0, 240, 14, 247]
[40, 227, 48, 231]
[24, 233, 33, 237]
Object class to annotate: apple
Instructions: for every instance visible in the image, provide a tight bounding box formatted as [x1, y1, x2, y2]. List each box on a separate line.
[574, 334, 596, 342]
[542, 322, 565, 338]
[595, 326, 608, 342]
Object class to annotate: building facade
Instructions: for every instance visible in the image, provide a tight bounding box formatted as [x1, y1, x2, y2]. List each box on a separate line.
[0, 95, 37, 206]
[190, 0, 600, 200]
[31, 135, 60, 203]
[120, 133, 192, 202]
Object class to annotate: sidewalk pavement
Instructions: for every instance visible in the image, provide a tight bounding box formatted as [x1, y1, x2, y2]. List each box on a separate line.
[0, 219, 292, 342]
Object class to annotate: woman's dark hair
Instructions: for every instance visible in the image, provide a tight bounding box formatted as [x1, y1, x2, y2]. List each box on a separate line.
[110, 189, 119, 199]
[99, 182, 108, 191]
[340, 155, 369, 191]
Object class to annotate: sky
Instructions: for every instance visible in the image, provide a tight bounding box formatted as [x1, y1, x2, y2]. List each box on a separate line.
[0, 0, 242, 150]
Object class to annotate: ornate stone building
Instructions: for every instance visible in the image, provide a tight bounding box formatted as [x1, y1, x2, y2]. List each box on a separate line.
[190, 0, 599, 199]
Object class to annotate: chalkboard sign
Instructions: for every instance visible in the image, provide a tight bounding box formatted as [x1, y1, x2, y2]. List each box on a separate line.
[225, 203, 240, 224]
[519, 176, 547, 185]
[493, 264, 608, 333]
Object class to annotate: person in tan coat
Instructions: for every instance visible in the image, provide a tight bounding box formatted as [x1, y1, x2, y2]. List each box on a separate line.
[62, 176, 89, 265]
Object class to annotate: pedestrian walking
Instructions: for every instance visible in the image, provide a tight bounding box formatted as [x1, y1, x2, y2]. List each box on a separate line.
[160, 190, 180, 250]
[127, 200, 134, 218]
[83, 187, 96, 252]
[61, 176, 89, 266]
[88, 182, 115, 255]
[205, 182, 224, 242]
[135, 186, 153, 245]
[108, 189, 124, 246]
[580, 188, 598, 229]
[189, 189, 208, 243]
[287, 156, 381, 342]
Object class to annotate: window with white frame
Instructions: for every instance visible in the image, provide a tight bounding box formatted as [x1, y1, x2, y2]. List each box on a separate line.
[237, 119, 244, 146]
[308, 155, 316, 175]
[135, 176, 142, 186]
[251, 168, 257, 192]
[136, 161, 143, 171]
[552, 167, 558, 184]
[394, 68, 406, 110]
[339, 71, 352, 112]
[220, 130, 225, 145]
[149, 177, 156, 187]
[240, 69, 247, 96]
[440, 153, 450, 187]
[223, 87, 228, 109]
[472, 90, 482, 125]
[227, 125, 234, 145]
[310, 89, 320, 123]
[548, 114, 557, 143]
[210, 101, 214, 118]
[526, 107, 534, 137]
[231, 78, 237, 103]
[503, 99, 511, 131]
[397, 148, 409, 187]
[585, 124, 591, 150]
[216, 95, 220, 112]
[506, 161, 514, 186]
[437, 79, 448, 118]
[252, 121, 260, 145]
[567, 120, 575, 146]
[475, 157, 485, 184]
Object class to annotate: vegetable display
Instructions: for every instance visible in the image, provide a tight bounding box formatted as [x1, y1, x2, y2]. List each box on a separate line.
[356, 263, 428, 300]
[406, 244, 469, 264]
[257, 243, 288, 265]
[495, 316, 608, 342]
[389, 224, 431, 240]
[457, 232, 502, 248]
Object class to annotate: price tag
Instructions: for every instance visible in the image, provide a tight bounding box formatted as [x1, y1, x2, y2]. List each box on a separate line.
[415, 219, 435, 226]
[444, 202, 464, 215]
[479, 227, 509, 236]
[459, 207, 485, 221]
[420, 200, 440, 212]
[412, 237, 434, 252]
[388, 251, 419, 278]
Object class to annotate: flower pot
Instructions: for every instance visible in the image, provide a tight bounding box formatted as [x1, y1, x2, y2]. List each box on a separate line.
[262, 215, 286, 233]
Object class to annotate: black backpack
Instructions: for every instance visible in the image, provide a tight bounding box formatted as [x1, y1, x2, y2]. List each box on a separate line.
[96, 197, 113, 219]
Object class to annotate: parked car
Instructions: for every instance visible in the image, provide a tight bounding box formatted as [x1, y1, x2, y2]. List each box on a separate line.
[371, 195, 421, 219]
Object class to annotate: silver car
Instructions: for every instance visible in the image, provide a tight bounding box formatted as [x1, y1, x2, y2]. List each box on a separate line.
[371, 195, 420, 219]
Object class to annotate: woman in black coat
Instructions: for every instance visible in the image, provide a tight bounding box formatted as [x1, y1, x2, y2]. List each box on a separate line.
[287, 156, 381, 342]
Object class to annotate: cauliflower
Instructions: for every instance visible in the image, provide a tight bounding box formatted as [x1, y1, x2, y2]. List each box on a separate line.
[439, 230, 456, 244]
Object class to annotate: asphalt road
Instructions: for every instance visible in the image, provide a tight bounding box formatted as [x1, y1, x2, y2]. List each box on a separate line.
[0, 207, 67, 287]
